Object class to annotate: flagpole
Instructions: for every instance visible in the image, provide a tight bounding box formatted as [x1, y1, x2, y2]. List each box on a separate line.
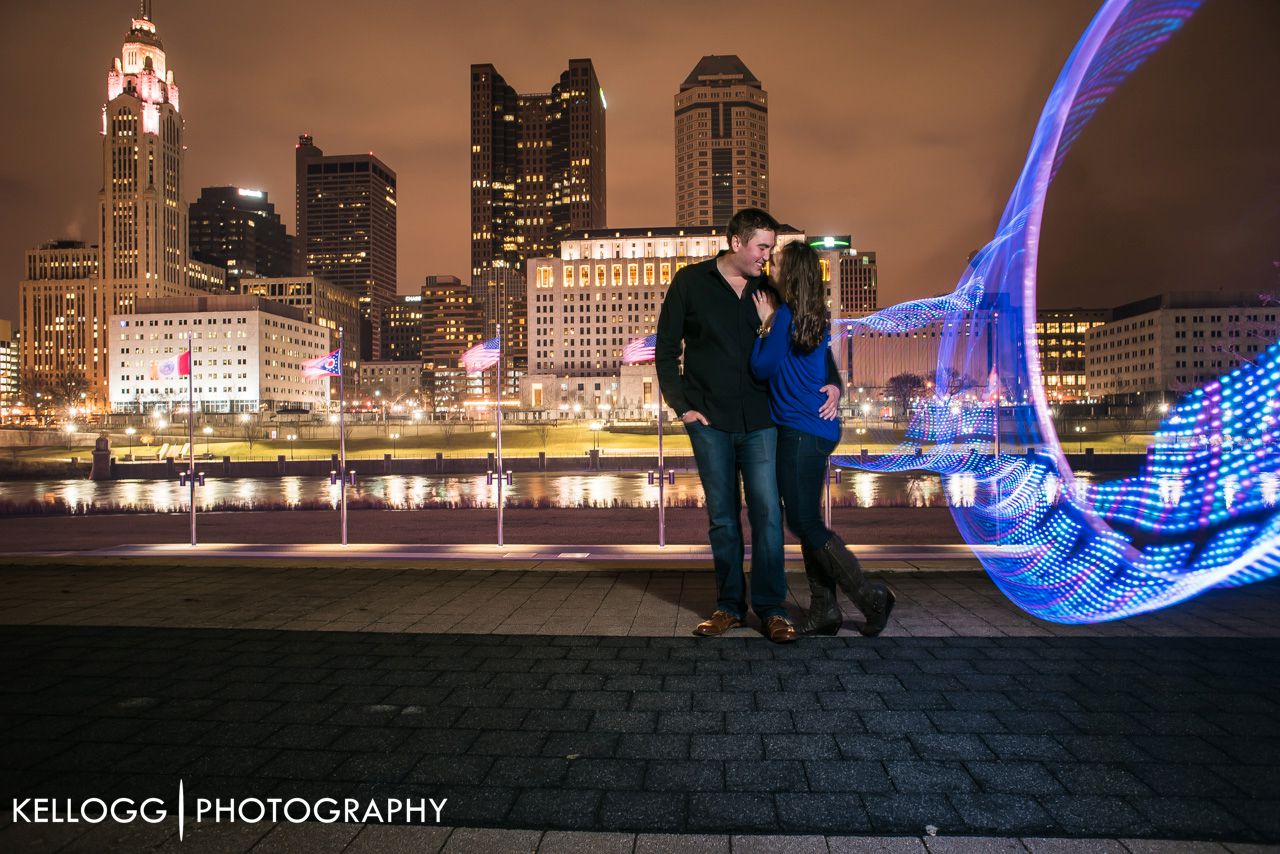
[338, 327, 348, 547]
[188, 335, 196, 547]
[657, 396, 666, 548]
[495, 323, 504, 548]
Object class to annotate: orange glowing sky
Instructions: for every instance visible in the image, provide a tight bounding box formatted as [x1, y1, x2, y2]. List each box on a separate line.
[1, 0, 1276, 322]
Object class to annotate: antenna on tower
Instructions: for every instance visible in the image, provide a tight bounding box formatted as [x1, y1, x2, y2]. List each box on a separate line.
[139, 0, 153, 21]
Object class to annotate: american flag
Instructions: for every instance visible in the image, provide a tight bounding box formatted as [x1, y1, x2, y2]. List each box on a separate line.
[461, 336, 501, 374]
[301, 348, 342, 380]
[621, 334, 657, 365]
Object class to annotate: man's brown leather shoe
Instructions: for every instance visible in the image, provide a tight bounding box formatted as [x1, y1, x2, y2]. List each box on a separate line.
[765, 616, 798, 643]
[693, 610, 743, 637]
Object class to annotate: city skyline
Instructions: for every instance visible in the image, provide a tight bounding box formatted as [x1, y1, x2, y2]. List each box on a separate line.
[0, 0, 1276, 326]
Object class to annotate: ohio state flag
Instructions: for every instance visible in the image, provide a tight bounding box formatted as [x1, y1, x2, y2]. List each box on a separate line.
[148, 351, 190, 381]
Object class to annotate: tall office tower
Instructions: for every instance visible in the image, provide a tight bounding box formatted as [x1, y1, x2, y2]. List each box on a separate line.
[18, 242, 103, 403]
[0, 320, 17, 408]
[100, 2, 193, 313]
[470, 59, 606, 387]
[294, 134, 397, 361]
[675, 55, 769, 228]
[421, 275, 484, 411]
[381, 295, 426, 362]
[189, 186, 292, 290]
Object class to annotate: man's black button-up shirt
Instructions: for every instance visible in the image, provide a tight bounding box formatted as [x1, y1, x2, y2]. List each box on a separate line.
[656, 254, 775, 434]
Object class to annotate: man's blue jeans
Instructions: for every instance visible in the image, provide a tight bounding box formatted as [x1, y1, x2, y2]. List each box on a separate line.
[685, 422, 787, 620]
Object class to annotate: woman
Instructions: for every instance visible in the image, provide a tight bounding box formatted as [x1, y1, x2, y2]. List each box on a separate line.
[750, 241, 895, 636]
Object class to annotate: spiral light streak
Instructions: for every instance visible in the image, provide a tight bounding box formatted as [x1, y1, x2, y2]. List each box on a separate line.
[830, 0, 1280, 623]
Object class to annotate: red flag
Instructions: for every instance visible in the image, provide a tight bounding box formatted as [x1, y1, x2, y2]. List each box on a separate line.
[149, 351, 190, 381]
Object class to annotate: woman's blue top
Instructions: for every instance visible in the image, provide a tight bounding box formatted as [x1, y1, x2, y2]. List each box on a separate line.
[749, 303, 841, 442]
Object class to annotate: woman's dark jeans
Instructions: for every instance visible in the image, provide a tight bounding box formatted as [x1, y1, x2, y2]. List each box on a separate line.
[776, 425, 839, 551]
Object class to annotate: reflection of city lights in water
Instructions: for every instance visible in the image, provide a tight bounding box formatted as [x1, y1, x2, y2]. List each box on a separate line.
[946, 473, 976, 507]
[120, 481, 141, 506]
[1158, 476, 1184, 508]
[0, 471, 1104, 513]
[852, 473, 876, 508]
[1043, 473, 1060, 506]
[1261, 473, 1278, 507]
[325, 480, 340, 508]
[150, 481, 174, 513]
[1222, 476, 1238, 510]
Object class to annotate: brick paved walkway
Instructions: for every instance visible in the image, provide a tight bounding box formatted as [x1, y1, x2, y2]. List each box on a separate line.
[1, 564, 1277, 852]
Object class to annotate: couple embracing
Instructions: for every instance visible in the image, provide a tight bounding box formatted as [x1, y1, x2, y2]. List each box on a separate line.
[655, 208, 895, 643]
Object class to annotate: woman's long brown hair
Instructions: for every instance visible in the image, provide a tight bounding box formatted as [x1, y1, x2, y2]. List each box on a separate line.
[775, 241, 828, 354]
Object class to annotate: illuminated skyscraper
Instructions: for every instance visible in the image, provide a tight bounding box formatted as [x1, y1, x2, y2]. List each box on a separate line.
[100, 1, 191, 304]
[294, 134, 397, 360]
[189, 186, 292, 290]
[19, 2, 195, 407]
[470, 59, 606, 387]
[675, 55, 769, 228]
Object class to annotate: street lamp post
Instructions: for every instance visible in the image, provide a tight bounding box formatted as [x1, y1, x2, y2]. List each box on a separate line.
[125, 426, 136, 459]
[202, 426, 213, 458]
[287, 433, 298, 460]
[589, 421, 602, 452]
[389, 432, 400, 458]
[64, 422, 76, 452]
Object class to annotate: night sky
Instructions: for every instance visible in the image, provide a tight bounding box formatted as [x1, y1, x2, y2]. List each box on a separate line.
[1, 0, 1276, 324]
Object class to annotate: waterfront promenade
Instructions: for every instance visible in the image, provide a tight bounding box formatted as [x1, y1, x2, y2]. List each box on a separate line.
[0, 514, 1276, 852]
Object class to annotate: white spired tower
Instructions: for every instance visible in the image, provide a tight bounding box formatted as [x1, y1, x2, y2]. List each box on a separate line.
[99, 0, 189, 316]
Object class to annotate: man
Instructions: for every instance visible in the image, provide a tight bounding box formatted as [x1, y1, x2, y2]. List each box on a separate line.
[656, 209, 841, 643]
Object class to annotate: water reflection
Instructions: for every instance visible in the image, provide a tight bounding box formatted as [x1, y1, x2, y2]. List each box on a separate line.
[0, 469, 1179, 513]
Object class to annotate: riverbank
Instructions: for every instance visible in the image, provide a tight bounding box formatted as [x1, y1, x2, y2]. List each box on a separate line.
[0, 506, 962, 550]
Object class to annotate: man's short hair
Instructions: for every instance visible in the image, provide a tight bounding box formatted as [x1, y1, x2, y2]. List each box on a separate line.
[725, 208, 780, 249]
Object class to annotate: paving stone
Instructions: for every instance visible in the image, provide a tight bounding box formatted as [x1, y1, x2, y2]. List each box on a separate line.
[536, 830, 634, 854]
[690, 734, 763, 761]
[443, 827, 540, 854]
[508, 788, 601, 830]
[723, 759, 806, 793]
[1039, 795, 1154, 836]
[733, 831, 831, 852]
[910, 733, 995, 761]
[1128, 797, 1253, 839]
[887, 760, 977, 793]
[633, 832, 726, 853]
[557, 757, 643, 791]
[924, 837, 1028, 853]
[804, 759, 893, 793]
[344, 824, 451, 853]
[600, 791, 687, 833]
[642, 759, 723, 792]
[863, 793, 962, 835]
[965, 760, 1064, 795]
[828, 838, 929, 853]
[687, 792, 776, 832]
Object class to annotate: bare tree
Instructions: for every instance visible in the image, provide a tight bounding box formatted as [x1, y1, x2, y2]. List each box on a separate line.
[885, 373, 927, 425]
[533, 421, 553, 451]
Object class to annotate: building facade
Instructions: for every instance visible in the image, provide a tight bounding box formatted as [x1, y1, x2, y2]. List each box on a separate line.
[189, 186, 292, 289]
[1085, 292, 1280, 398]
[237, 275, 362, 390]
[470, 59, 606, 384]
[100, 5, 193, 311]
[381, 295, 425, 362]
[675, 55, 768, 228]
[1035, 309, 1107, 402]
[0, 320, 17, 408]
[526, 226, 811, 380]
[356, 361, 423, 404]
[420, 275, 485, 413]
[294, 134, 397, 360]
[109, 295, 329, 414]
[18, 242, 104, 403]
